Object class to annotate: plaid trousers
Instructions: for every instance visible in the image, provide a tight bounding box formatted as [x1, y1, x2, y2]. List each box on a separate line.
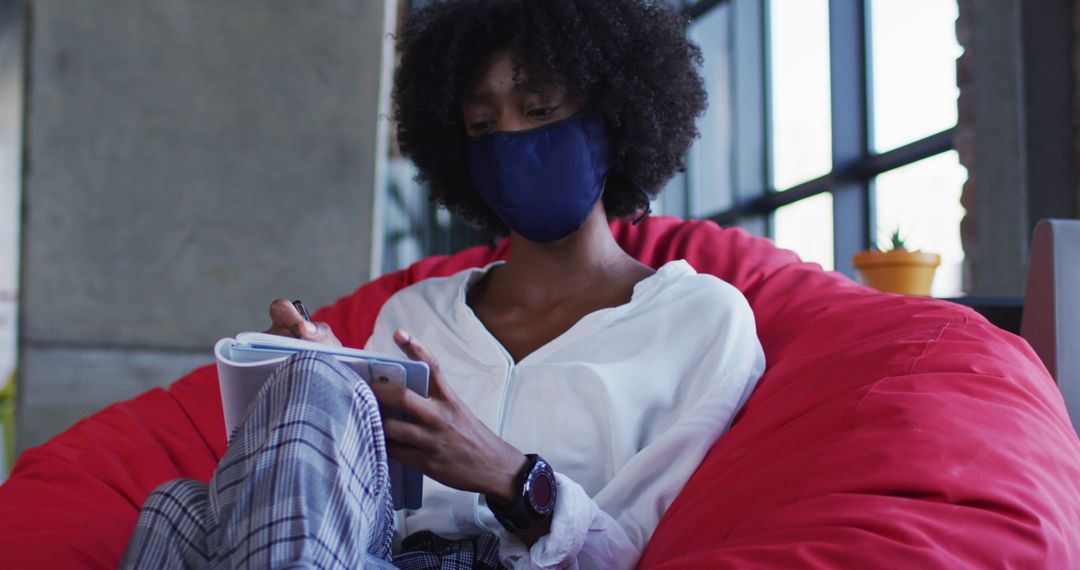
[121, 352, 502, 570]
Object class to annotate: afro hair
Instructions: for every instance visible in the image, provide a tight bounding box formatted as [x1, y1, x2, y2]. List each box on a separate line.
[392, 0, 708, 234]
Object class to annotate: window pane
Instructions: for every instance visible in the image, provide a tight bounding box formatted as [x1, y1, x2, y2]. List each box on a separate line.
[874, 151, 967, 297]
[769, 0, 832, 190]
[686, 4, 733, 217]
[774, 192, 835, 271]
[870, 0, 960, 152]
[655, 169, 686, 218]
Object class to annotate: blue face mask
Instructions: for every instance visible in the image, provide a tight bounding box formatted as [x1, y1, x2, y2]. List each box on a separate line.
[465, 111, 612, 243]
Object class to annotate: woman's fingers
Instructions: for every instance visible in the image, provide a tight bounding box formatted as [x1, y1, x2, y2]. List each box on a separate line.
[393, 329, 435, 371]
[267, 298, 312, 338]
[369, 381, 438, 425]
[393, 329, 454, 400]
[385, 442, 429, 470]
[382, 416, 435, 451]
[264, 298, 341, 346]
[302, 321, 343, 347]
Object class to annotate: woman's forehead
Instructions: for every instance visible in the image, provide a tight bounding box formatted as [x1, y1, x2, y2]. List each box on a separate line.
[465, 49, 562, 99]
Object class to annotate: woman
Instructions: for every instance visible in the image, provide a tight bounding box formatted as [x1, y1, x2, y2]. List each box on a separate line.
[122, 1, 765, 568]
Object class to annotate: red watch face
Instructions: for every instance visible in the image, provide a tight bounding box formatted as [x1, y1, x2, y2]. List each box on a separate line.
[531, 472, 554, 509]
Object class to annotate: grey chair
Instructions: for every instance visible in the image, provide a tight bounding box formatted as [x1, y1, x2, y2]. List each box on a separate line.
[1022, 219, 1080, 432]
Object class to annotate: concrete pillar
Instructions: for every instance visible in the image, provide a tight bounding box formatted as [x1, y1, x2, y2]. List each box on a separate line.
[959, 0, 1078, 297]
[967, 0, 1029, 296]
[17, 0, 396, 450]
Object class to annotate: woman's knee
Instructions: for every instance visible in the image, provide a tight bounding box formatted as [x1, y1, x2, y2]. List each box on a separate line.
[265, 352, 361, 400]
[260, 352, 382, 424]
[141, 478, 209, 511]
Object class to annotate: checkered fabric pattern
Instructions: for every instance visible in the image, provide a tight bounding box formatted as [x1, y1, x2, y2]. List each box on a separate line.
[393, 531, 502, 570]
[120, 352, 504, 569]
[121, 352, 395, 569]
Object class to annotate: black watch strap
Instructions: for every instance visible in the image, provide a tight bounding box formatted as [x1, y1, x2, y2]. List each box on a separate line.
[486, 454, 557, 534]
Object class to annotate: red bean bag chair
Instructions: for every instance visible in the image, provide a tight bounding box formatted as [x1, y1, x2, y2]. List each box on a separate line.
[1, 216, 1078, 568]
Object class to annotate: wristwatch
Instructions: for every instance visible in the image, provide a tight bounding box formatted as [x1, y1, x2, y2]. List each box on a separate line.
[486, 454, 557, 534]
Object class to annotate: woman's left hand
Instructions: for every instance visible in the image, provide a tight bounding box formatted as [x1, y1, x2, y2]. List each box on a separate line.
[369, 329, 528, 504]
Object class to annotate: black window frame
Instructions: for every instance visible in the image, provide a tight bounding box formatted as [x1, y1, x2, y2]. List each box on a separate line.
[683, 0, 957, 279]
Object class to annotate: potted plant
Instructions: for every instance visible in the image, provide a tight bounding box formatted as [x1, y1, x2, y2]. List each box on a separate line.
[851, 229, 941, 296]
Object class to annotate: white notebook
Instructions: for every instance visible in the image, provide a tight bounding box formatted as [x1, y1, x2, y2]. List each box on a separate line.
[214, 332, 429, 510]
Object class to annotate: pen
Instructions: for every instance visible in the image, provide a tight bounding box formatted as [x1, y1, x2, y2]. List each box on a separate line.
[292, 300, 311, 322]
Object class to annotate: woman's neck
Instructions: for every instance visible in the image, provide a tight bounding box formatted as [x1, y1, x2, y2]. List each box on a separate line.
[489, 203, 651, 310]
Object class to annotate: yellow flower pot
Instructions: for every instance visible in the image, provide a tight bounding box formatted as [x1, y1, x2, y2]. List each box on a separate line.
[852, 250, 941, 296]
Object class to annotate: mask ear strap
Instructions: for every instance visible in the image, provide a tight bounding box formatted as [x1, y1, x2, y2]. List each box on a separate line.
[631, 183, 653, 225]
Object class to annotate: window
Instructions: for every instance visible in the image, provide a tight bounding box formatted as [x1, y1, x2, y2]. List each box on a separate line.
[768, 0, 832, 191]
[380, 0, 490, 274]
[682, 0, 966, 297]
[683, 4, 734, 216]
[870, 0, 959, 153]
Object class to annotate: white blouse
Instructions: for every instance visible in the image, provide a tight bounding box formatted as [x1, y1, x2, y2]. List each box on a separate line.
[363, 259, 766, 569]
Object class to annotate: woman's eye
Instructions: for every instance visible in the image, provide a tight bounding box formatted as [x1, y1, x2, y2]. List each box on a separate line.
[528, 106, 559, 118]
[469, 121, 493, 133]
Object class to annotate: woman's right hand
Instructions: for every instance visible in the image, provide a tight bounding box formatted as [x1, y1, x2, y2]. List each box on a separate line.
[263, 298, 342, 347]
